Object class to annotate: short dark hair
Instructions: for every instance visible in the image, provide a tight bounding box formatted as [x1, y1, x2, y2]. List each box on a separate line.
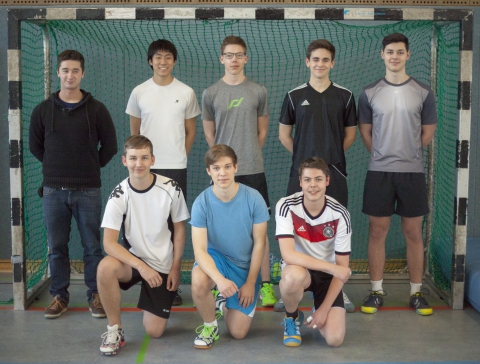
[382, 33, 409, 52]
[123, 135, 153, 156]
[306, 39, 335, 61]
[221, 36, 247, 54]
[205, 144, 238, 169]
[148, 39, 178, 69]
[298, 157, 330, 178]
[57, 50, 85, 71]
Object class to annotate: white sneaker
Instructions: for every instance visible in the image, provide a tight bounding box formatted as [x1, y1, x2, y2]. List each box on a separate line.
[100, 324, 125, 355]
[194, 324, 219, 349]
[343, 291, 356, 313]
[274, 298, 285, 312]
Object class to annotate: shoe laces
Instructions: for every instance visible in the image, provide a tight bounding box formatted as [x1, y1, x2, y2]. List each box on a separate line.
[102, 329, 122, 345]
[282, 317, 299, 336]
[49, 297, 65, 310]
[215, 309, 223, 320]
[363, 290, 387, 303]
[92, 294, 103, 309]
[176, 288, 182, 294]
[260, 284, 275, 300]
[411, 288, 430, 303]
[195, 324, 216, 338]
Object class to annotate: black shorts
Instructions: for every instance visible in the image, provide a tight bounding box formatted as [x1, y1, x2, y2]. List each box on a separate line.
[235, 172, 271, 211]
[151, 168, 187, 200]
[287, 165, 348, 208]
[362, 171, 429, 217]
[119, 267, 176, 319]
[305, 270, 344, 310]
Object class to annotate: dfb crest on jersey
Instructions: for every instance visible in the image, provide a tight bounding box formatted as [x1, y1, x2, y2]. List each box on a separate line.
[323, 226, 335, 238]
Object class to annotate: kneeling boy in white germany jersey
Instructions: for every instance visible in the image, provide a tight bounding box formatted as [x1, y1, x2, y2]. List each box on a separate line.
[276, 157, 352, 347]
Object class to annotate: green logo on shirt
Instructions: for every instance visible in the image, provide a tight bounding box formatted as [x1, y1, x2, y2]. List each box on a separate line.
[228, 97, 244, 109]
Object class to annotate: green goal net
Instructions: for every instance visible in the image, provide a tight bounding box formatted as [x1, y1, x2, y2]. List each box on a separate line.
[19, 19, 459, 292]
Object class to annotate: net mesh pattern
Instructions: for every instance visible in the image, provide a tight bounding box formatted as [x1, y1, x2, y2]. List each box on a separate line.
[19, 19, 459, 292]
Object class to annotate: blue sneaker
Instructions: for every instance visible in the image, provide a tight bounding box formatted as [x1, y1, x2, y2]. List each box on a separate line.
[282, 310, 304, 347]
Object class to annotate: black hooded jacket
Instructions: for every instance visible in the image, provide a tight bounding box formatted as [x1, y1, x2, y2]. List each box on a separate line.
[29, 90, 118, 189]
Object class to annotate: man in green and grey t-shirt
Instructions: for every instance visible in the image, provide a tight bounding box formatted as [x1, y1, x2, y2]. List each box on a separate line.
[202, 36, 278, 308]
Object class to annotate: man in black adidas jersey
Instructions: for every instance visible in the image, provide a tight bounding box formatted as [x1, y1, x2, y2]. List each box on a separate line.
[278, 39, 357, 314]
[279, 39, 357, 208]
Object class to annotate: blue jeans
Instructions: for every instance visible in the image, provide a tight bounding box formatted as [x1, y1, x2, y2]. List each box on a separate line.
[42, 186, 103, 303]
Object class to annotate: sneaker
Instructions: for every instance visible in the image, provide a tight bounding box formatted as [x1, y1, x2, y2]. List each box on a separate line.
[100, 324, 125, 355]
[172, 289, 183, 306]
[282, 310, 304, 347]
[212, 289, 226, 319]
[260, 283, 278, 307]
[274, 298, 285, 312]
[44, 296, 68, 319]
[409, 290, 433, 316]
[89, 293, 106, 318]
[194, 324, 219, 349]
[343, 291, 356, 313]
[361, 290, 386, 314]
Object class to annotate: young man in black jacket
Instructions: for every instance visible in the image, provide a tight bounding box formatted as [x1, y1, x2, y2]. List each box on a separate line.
[29, 50, 118, 319]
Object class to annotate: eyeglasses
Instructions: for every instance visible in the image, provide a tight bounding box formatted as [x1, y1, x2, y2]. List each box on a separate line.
[222, 52, 246, 59]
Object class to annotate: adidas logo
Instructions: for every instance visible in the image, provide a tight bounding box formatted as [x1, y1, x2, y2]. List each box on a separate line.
[301, 100, 310, 106]
[298, 225, 306, 232]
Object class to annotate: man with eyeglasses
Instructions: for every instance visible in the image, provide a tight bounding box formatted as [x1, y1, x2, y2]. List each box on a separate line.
[202, 36, 278, 309]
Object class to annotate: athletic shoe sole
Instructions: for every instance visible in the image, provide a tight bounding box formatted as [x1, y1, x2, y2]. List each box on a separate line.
[90, 309, 107, 318]
[100, 339, 125, 355]
[361, 306, 378, 314]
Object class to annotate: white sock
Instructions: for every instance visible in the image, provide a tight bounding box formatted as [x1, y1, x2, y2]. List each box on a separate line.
[410, 282, 422, 296]
[204, 320, 217, 327]
[371, 280, 384, 294]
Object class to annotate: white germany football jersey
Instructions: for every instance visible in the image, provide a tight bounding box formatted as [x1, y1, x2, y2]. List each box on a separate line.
[275, 193, 351, 264]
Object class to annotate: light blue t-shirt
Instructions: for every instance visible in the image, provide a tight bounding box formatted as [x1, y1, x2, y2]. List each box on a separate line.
[190, 183, 270, 269]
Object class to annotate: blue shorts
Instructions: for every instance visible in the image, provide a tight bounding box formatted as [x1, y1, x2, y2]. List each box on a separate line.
[195, 249, 261, 316]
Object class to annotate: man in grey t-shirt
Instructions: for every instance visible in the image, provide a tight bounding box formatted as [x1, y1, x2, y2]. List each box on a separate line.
[358, 33, 437, 316]
[202, 36, 278, 308]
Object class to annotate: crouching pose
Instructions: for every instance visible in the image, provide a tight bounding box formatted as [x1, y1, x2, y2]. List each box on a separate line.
[190, 144, 269, 349]
[97, 135, 189, 355]
[276, 157, 352, 347]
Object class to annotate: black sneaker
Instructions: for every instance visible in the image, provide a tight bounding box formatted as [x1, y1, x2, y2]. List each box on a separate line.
[361, 290, 386, 314]
[172, 289, 183, 306]
[409, 290, 433, 316]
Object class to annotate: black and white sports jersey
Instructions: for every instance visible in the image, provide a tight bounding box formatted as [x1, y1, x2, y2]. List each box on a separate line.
[275, 193, 351, 263]
[279, 82, 357, 177]
[102, 174, 190, 274]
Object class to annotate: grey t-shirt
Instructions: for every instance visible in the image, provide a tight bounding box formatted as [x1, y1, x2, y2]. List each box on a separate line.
[358, 77, 438, 173]
[202, 78, 269, 176]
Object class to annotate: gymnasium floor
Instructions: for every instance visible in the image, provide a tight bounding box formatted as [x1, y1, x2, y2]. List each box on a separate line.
[1, 274, 480, 364]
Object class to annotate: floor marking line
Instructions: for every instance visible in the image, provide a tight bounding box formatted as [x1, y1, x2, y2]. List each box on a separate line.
[17, 305, 454, 312]
[136, 333, 150, 363]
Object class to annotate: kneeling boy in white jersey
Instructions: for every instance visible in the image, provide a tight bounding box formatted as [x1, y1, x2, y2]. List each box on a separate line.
[97, 135, 189, 355]
[276, 157, 352, 347]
